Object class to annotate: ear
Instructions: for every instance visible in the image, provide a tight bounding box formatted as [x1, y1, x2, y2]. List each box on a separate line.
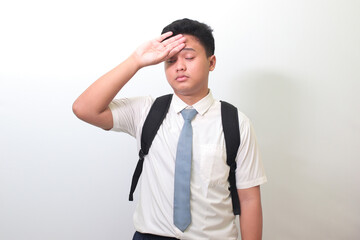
[209, 55, 216, 71]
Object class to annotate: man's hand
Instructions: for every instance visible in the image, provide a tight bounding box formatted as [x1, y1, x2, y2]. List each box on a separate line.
[132, 32, 186, 68]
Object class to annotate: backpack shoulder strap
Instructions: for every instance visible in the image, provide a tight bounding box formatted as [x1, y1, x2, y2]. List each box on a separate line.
[220, 100, 241, 215]
[129, 94, 173, 201]
[141, 94, 173, 153]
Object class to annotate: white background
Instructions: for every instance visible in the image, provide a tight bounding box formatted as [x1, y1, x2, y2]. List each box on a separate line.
[1, 0, 359, 239]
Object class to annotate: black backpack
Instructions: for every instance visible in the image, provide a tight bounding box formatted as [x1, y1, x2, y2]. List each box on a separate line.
[128, 94, 241, 215]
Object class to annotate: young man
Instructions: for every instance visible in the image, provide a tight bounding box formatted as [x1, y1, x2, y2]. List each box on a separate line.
[73, 19, 267, 240]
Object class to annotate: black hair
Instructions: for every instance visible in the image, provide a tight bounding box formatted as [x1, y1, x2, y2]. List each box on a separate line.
[161, 18, 215, 57]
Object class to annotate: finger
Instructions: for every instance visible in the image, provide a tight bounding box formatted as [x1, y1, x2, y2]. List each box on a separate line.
[167, 43, 186, 59]
[162, 34, 184, 46]
[156, 31, 173, 42]
[165, 36, 186, 51]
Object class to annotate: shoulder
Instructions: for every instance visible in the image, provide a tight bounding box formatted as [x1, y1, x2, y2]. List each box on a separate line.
[110, 95, 154, 111]
[109, 95, 157, 119]
[237, 110, 251, 129]
[217, 100, 251, 128]
[108, 95, 155, 134]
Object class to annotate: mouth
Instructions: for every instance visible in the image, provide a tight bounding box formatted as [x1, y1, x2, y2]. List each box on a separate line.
[175, 75, 189, 82]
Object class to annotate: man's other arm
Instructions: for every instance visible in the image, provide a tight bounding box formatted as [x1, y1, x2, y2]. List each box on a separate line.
[238, 186, 263, 240]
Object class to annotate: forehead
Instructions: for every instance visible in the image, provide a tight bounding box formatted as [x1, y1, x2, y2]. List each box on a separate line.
[181, 34, 206, 54]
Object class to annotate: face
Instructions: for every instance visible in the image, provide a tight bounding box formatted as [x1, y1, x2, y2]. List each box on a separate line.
[164, 35, 216, 103]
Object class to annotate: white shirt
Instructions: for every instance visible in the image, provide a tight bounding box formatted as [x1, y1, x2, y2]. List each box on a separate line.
[109, 92, 267, 240]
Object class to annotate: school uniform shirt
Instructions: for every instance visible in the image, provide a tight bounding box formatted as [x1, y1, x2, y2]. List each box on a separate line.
[109, 91, 267, 240]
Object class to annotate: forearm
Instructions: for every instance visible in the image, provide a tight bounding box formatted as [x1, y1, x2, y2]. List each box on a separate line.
[238, 187, 263, 240]
[72, 32, 185, 129]
[73, 54, 140, 118]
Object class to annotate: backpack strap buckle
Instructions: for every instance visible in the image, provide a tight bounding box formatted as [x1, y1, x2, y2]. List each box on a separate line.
[139, 149, 145, 160]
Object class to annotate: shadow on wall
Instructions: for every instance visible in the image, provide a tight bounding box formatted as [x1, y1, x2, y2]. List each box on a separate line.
[227, 70, 304, 165]
[227, 71, 324, 239]
[228, 70, 360, 239]
[227, 69, 305, 189]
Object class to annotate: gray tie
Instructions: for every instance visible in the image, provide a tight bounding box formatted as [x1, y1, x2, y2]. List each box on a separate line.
[173, 109, 197, 232]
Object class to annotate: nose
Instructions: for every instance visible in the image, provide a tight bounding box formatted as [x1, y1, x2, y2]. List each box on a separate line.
[176, 59, 186, 72]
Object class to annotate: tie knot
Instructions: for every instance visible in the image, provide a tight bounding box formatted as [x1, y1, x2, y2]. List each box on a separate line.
[181, 109, 197, 121]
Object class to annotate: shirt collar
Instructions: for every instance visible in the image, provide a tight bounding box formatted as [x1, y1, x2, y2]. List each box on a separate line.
[172, 90, 215, 116]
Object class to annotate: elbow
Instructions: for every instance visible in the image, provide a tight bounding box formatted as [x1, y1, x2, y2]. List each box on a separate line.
[72, 98, 112, 130]
[72, 99, 86, 120]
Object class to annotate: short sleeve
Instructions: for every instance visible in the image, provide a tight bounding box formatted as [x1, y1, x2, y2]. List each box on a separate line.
[108, 96, 153, 137]
[235, 112, 267, 189]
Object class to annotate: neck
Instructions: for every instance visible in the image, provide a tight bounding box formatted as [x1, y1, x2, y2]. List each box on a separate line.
[174, 89, 210, 106]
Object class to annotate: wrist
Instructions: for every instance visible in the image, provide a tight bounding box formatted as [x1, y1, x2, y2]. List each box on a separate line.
[128, 52, 144, 71]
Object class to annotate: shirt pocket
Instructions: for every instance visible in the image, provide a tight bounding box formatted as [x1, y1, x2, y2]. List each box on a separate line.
[199, 144, 230, 187]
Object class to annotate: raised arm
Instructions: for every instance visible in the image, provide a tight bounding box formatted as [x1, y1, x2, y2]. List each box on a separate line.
[72, 32, 186, 130]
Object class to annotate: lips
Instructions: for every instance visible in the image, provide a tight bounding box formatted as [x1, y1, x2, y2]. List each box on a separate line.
[175, 75, 189, 82]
